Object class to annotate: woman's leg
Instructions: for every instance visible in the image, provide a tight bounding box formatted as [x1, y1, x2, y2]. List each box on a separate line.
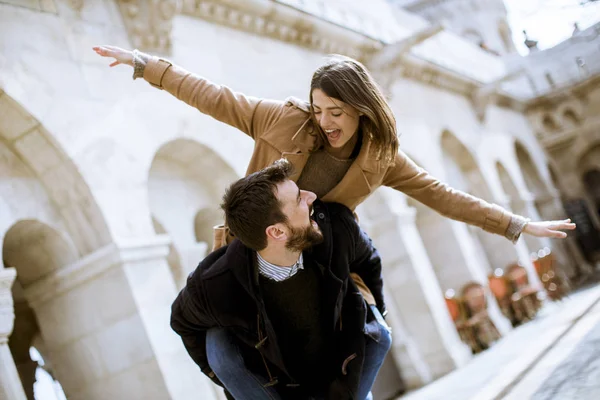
[206, 328, 282, 400]
[356, 305, 393, 400]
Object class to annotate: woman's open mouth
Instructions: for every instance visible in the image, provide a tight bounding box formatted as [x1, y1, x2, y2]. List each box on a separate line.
[325, 129, 341, 142]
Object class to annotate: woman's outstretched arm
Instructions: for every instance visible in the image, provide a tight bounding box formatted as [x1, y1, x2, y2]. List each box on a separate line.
[93, 45, 284, 140]
[383, 151, 575, 242]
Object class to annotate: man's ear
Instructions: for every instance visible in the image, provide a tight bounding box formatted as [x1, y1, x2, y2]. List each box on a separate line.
[265, 224, 287, 242]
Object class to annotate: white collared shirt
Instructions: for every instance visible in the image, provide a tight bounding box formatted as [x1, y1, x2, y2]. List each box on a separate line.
[257, 253, 304, 282]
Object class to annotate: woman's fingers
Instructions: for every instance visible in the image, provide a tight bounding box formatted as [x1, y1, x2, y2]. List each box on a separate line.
[93, 46, 112, 57]
[544, 219, 575, 238]
[550, 220, 576, 231]
[92, 45, 133, 67]
[524, 219, 576, 238]
[92, 45, 124, 58]
[549, 230, 568, 239]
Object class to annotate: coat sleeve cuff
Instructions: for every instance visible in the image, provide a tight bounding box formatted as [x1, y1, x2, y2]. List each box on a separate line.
[505, 215, 530, 244]
[142, 55, 173, 88]
[482, 204, 512, 236]
[132, 49, 151, 80]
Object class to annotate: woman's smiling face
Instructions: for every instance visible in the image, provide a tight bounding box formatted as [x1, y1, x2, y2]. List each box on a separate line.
[311, 88, 361, 150]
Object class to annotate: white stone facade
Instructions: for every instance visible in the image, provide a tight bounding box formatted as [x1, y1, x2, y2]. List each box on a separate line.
[0, 1, 597, 399]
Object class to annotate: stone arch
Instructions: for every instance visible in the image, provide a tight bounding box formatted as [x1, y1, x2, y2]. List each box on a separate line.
[0, 90, 111, 255]
[152, 217, 186, 289]
[148, 138, 238, 284]
[513, 141, 556, 221]
[3, 220, 78, 399]
[440, 131, 491, 198]
[440, 130, 518, 274]
[495, 161, 540, 253]
[495, 162, 521, 208]
[514, 140, 550, 198]
[3, 220, 78, 286]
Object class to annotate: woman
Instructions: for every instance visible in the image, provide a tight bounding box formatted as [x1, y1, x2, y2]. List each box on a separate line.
[93, 45, 574, 243]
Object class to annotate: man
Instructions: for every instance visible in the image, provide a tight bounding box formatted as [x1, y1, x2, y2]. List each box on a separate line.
[170, 160, 391, 399]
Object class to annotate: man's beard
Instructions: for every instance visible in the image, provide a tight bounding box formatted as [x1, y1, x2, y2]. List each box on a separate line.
[285, 223, 324, 252]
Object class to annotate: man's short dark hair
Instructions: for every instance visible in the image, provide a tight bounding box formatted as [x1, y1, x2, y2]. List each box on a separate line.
[221, 159, 294, 250]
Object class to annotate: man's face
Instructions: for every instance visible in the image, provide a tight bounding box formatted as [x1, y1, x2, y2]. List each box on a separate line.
[275, 180, 323, 251]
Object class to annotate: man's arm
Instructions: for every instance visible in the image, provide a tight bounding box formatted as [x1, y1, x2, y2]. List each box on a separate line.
[170, 282, 224, 386]
[339, 213, 386, 316]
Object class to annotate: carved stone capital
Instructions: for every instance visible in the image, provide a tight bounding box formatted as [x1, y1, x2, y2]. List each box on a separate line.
[0, 268, 17, 342]
[181, 0, 380, 60]
[117, 0, 182, 53]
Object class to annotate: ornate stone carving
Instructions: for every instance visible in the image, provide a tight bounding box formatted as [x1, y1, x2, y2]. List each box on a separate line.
[181, 0, 377, 60]
[0, 268, 17, 342]
[117, 0, 182, 53]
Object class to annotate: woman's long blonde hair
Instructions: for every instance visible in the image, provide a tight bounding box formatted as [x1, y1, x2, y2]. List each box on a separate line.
[310, 55, 399, 164]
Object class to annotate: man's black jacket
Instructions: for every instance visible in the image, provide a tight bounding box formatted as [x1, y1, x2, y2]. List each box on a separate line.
[170, 201, 385, 399]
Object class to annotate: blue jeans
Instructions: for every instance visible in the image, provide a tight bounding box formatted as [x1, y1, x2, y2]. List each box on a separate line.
[206, 305, 392, 400]
[358, 305, 393, 400]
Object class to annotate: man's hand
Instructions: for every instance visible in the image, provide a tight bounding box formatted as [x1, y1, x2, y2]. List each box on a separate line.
[523, 219, 576, 239]
[92, 45, 134, 67]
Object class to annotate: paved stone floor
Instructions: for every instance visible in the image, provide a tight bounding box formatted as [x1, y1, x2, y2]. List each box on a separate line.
[531, 319, 600, 400]
[399, 283, 600, 400]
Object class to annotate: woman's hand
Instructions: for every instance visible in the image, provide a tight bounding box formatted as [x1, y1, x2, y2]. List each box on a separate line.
[523, 219, 576, 239]
[92, 45, 134, 67]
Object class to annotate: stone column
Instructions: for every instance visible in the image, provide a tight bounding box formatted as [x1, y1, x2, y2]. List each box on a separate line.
[0, 268, 27, 400]
[22, 237, 220, 400]
[118, 236, 223, 400]
[360, 202, 472, 387]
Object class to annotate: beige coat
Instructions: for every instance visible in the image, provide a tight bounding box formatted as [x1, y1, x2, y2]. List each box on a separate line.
[144, 56, 515, 238]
